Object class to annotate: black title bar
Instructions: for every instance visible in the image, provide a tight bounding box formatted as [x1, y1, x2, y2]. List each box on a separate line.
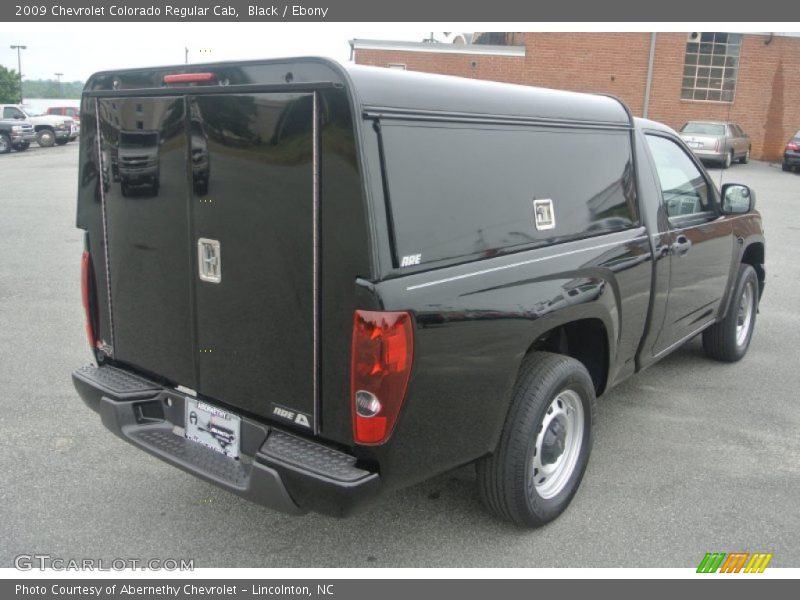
[4, 0, 800, 21]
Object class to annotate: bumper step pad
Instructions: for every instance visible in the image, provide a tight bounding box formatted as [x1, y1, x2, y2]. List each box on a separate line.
[74, 364, 160, 399]
[130, 426, 249, 489]
[261, 431, 370, 483]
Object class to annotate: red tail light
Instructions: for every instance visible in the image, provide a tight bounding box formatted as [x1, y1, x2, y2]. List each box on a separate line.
[351, 310, 414, 444]
[787, 141, 800, 151]
[81, 251, 97, 349]
[163, 72, 216, 85]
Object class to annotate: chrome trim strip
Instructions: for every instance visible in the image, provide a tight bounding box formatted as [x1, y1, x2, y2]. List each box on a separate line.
[406, 235, 649, 291]
[652, 320, 715, 360]
[94, 98, 115, 356]
[312, 91, 320, 434]
[350, 39, 526, 57]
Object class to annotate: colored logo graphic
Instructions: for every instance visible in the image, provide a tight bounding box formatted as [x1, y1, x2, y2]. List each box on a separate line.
[697, 552, 773, 573]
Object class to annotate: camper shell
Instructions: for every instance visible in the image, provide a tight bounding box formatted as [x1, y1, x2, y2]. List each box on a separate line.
[73, 58, 764, 523]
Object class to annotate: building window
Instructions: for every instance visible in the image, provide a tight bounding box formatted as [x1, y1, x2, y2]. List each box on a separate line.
[682, 32, 741, 102]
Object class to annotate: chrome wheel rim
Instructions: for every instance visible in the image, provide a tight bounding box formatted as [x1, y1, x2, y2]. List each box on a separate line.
[736, 280, 755, 347]
[0, 137, 8, 152]
[532, 389, 584, 500]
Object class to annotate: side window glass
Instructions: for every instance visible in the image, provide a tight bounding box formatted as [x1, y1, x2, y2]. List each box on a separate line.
[646, 134, 712, 219]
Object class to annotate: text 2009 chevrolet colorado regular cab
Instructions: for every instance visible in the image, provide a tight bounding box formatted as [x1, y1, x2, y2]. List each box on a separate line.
[72, 58, 765, 527]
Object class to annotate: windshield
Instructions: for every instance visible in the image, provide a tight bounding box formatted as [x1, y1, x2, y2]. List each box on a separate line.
[120, 132, 159, 147]
[681, 122, 725, 136]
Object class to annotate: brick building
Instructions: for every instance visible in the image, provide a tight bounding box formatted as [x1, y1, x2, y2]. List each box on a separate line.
[351, 32, 800, 160]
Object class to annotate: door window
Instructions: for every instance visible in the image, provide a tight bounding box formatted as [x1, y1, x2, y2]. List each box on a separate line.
[3, 107, 25, 119]
[646, 134, 713, 219]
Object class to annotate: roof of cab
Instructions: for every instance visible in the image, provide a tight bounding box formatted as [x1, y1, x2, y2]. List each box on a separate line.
[342, 63, 632, 127]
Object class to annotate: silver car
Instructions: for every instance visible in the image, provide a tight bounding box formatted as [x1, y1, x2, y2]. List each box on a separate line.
[679, 121, 751, 169]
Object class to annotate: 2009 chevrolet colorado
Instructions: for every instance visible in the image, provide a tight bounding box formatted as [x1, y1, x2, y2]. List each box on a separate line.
[72, 58, 765, 527]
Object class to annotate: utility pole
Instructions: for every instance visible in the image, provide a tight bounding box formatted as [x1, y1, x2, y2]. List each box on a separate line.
[54, 72, 63, 96]
[9, 44, 27, 104]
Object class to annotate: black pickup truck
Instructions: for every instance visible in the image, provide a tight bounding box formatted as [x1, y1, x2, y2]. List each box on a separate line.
[0, 118, 36, 153]
[72, 58, 765, 527]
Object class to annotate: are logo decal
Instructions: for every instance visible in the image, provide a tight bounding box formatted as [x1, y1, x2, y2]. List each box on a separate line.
[270, 404, 312, 429]
[400, 254, 422, 267]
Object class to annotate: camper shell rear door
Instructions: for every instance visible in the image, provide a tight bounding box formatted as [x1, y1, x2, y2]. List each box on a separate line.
[78, 62, 372, 442]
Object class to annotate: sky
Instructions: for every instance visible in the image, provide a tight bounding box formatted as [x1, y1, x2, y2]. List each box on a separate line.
[0, 24, 442, 81]
[2, 23, 798, 83]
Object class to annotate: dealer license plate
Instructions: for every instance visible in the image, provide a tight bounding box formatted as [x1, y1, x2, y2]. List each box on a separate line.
[185, 398, 241, 459]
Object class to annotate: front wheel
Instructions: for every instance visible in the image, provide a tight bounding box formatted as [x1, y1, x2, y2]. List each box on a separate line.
[0, 133, 11, 154]
[739, 148, 750, 164]
[37, 128, 55, 147]
[477, 352, 595, 527]
[722, 150, 733, 169]
[702, 264, 759, 362]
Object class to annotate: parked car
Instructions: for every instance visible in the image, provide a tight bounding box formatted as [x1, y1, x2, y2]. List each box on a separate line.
[782, 130, 800, 172]
[0, 118, 36, 153]
[0, 104, 74, 147]
[72, 59, 765, 527]
[47, 106, 81, 139]
[679, 121, 751, 168]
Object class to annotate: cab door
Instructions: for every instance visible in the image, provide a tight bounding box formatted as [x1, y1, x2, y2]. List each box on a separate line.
[644, 133, 735, 354]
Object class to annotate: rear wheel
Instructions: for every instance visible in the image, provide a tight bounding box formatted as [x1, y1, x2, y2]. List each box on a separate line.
[37, 128, 55, 147]
[702, 264, 759, 362]
[55, 138, 69, 146]
[477, 352, 595, 527]
[0, 133, 11, 154]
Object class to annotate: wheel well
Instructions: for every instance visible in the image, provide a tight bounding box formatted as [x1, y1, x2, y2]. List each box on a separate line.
[741, 243, 765, 296]
[526, 319, 609, 395]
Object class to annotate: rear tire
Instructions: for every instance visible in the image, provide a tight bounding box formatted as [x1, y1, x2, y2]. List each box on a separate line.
[55, 138, 68, 146]
[477, 351, 595, 527]
[37, 128, 55, 147]
[702, 264, 759, 362]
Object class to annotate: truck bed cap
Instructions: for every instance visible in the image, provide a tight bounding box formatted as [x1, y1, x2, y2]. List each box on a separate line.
[83, 57, 631, 128]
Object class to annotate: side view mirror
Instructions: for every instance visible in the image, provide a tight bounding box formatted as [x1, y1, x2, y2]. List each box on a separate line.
[720, 183, 755, 214]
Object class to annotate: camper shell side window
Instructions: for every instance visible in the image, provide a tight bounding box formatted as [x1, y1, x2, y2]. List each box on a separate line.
[376, 120, 638, 269]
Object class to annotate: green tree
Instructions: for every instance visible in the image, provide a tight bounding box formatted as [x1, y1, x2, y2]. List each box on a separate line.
[0, 65, 21, 103]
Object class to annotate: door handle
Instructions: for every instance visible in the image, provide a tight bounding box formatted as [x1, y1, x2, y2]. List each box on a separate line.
[671, 235, 692, 256]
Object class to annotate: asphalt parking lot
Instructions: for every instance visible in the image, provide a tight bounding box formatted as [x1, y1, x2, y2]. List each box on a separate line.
[1, 143, 798, 568]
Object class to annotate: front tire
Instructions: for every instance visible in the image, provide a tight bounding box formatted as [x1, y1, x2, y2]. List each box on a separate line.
[477, 352, 595, 527]
[739, 148, 750, 164]
[702, 264, 759, 362]
[722, 150, 733, 169]
[0, 133, 11, 154]
[37, 128, 55, 147]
